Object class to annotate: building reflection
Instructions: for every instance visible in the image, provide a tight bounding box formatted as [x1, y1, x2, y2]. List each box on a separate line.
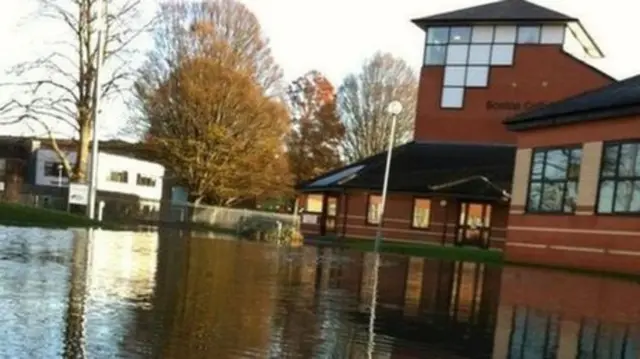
[492, 267, 640, 359]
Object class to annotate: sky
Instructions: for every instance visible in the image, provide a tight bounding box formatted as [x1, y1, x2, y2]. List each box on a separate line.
[0, 0, 638, 140]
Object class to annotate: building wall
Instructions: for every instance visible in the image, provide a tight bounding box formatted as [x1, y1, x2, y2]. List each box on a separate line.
[299, 191, 509, 249]
[414, 45, 612, 144]
[34, 149, 164, 201]
[507, 116, 640, 274]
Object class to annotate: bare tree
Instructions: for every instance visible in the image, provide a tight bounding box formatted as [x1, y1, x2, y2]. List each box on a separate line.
[337, 51, 418, 163]
[0, 0, 153, 182]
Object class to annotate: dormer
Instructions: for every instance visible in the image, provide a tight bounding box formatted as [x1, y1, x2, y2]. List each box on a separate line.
[410, 0, 613, 144]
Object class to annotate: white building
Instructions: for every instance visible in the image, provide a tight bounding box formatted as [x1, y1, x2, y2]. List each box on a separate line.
[34, 148, 165, 211]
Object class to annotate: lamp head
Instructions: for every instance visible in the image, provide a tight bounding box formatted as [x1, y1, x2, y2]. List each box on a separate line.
[386, 100, 403, 116]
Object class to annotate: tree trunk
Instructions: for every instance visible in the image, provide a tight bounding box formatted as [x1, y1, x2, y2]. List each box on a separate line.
[73, 121, 92, 183]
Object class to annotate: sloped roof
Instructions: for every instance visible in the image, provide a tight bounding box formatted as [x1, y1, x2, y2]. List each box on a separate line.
[412, 0, 576, 26]
[298, 141, 515, 201]
[505, 74, 640, 131]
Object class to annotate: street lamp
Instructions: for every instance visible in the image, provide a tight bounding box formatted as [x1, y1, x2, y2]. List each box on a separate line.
[373, 100, 403, 252]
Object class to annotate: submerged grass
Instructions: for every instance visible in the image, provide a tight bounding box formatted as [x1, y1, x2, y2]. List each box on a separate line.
[0, 202, 98, 229]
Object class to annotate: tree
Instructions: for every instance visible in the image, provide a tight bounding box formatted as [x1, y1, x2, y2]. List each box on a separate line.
[135, 0, 290, 205]
[337, 51, 418, 163]
[286, 71, 344, 185]
[0, 0, 152, 182]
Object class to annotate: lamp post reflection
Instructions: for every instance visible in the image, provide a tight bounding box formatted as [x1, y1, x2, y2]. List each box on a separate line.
[366, 252, 381, 358]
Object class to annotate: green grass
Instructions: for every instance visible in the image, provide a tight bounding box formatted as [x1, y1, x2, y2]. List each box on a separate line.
[0, 202, 98, 229]
[310, 236, 640, 282]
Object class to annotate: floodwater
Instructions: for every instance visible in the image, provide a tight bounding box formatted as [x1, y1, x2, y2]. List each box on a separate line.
[0, 227, 639, 359]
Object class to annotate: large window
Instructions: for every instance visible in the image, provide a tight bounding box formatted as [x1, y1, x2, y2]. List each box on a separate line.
[597, 141, 640, 214]
[305, 194, 323, 213]
[424, 24, 565, 109]
[108, 170, 129, 183]
[367, 195, 382, 225]
[412, 199, 431, 229]
[527, 146, 582, 213]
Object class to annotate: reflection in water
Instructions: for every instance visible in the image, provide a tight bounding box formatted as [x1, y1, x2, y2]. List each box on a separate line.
[0, 227, 640, 358]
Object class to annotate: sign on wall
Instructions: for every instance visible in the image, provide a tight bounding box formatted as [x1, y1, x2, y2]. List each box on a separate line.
[68, 183, 89, 205]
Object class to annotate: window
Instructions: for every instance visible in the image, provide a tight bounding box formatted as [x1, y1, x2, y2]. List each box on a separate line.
[449, 27, 471, 43]
[517, 26, 541, 44]
[136, 174, 157, 187]
[441, 87, 464, 108]
[527, 146, 583, 213]
[468, 44, 491, 65]
[491, 44, 514, 65]
[44, 162, 68, 177]
[446, 44, 469, 65]
[108, 170, 129, 183]
[412, 199, 431, 229]
[494, 25, 516, 43]
[367, 195, 382, 225]
[466, 66, 489, 87]
[305, 194, 323, 213]
[597, 141, 640, 214]
[424, 45, 447, 65]
[427, 27, 449, 44]
[471, 26, 494, 43]
[540, 25, 565, 44]
[444, 66, 466, 86]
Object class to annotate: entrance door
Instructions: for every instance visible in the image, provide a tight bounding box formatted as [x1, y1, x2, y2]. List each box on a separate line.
[320, 195, 339, 236]
[455, 202, 492, 248]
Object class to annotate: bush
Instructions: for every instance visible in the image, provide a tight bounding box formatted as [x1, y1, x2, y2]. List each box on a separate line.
[237, 216, 303, 247]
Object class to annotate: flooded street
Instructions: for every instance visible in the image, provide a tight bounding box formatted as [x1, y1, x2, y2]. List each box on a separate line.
[0, 226, 639, 358]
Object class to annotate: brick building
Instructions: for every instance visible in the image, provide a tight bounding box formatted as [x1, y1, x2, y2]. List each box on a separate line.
[296, 0, 638, 273]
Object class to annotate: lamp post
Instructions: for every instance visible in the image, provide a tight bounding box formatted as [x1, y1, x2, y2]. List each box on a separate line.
[86, 0, 106, 220]
[373, 100, 403, 252]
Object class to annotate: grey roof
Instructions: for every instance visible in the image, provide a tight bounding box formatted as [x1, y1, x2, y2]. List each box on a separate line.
[412, 0, 576, 26]
[505, 74, 640, 131]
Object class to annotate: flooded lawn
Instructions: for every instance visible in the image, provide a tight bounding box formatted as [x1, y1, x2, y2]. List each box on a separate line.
[0, 226, 639, 358]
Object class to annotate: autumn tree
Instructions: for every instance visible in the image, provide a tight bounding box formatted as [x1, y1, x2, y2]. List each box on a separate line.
[286, 71, 345, 185]
[134, 0, 291, 205]
[0, 0, 153, 182]
[337, 51, 418, 163]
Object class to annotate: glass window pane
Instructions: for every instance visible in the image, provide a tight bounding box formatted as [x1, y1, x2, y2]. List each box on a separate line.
[614, 181, 635, 212]
[491, 44, 514, 65]
[564, 181, 578, 213]
[446, 45, 469, 65]
[632, 181, 640, 212]
[494, 25, 516, 43]
[412, 199, 431, 228]
[540, 182, 563, 212]
[449, 27, 471, 43]
[427, 27, 450, 44]
[527, 182, 542, 211]
[544, 149, 570, 180]
[441, 87, 464, 108]
[305, 194, 324, 213]
[466, 66, 489, 87]
[517, 26, 541, 44]
[468, 44, 491, 65]
[367, 195, 382, 223]
[618, 143, 640, 177]
[567, 148, 583, 178]
[472, 25, 494, 43]
[444, 66, 466, 86]
[597, 180, 615, 214]
[425, 45, 447, 65]
[531, 151, 545, 180]
[601, 144, 619, 177]
[540, 25, 565, 44]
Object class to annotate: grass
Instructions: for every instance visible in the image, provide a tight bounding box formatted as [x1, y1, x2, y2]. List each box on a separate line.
[309, 235, 640, 282]
[0, 202, 98, 229]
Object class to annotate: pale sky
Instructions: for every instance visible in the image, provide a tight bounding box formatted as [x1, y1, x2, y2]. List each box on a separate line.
[0, 0, 638, 140]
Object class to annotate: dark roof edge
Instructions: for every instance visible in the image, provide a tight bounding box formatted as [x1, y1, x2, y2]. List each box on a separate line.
[505, 103, 640, 132]
[411, 18, 576, 28]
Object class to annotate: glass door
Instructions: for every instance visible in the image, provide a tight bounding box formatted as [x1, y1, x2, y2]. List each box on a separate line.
[456, 202, 492, 248]
[321, 195, 338, 236]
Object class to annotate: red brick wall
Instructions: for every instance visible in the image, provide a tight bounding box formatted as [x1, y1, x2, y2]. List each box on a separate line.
[415, 46, 613, 144]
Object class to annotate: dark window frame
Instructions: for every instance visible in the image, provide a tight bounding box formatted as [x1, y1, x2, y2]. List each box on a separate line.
[43, 161, 69, 178]
[108, 170, 129, 183]
[595, 139, 640, 215]
[525, 144, 583, 214]
[410, 197, 432, 230]
[136, 174, 157, 187]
